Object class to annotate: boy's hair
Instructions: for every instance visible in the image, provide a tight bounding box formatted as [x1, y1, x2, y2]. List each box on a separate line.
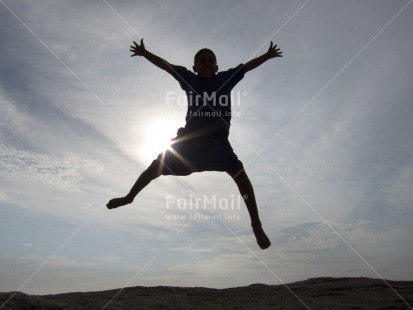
[194, 48, 217, 64]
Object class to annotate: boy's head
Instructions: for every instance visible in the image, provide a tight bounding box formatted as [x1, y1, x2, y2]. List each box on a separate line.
[193, 48, 218, 78]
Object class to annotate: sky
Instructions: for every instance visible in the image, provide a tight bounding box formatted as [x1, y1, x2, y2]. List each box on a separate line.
[1, 0, 413, 296]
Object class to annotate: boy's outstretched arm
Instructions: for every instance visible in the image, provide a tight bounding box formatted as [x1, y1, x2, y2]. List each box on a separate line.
[244, 41, 282, 73]
[130, 38, 174, 75]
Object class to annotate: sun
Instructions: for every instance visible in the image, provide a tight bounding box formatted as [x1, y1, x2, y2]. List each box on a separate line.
[139, 118, 182, 163]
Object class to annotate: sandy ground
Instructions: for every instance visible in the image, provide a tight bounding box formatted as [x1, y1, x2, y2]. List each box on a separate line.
[1, 277, 413, 309]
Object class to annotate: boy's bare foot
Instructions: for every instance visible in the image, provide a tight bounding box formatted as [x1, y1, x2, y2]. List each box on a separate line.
[106, 196, 133, 209]
[252, 224, 271, 249]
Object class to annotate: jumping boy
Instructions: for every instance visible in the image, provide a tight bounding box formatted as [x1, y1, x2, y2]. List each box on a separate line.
[107, 38, 282, 249]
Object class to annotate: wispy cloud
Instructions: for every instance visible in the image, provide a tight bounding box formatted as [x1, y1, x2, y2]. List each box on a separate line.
[0, 140, 102, 192]
[274, 220, 364, 250]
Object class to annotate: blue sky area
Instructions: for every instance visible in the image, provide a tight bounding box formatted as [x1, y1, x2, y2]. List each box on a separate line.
[1, 0, 413, 294]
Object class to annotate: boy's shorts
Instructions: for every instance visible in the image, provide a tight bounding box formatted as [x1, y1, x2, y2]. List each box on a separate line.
[151, 128, 243, 176]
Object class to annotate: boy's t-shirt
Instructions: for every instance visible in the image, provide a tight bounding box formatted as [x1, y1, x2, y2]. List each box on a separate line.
[170, 64, 246, 135]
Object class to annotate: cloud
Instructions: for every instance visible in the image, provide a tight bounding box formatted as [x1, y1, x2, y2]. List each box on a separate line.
[0, 92, 37, 141]
[0, 140, 102, 192]
[273, 220, 362, 251]
[139, 251, 274, 288]
[0, 255, 120, 294]
[11, 254, 98, 270]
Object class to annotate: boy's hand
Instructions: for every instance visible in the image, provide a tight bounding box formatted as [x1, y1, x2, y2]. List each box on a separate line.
[267, 41, 283, 58]
[244, 41, 282, 72]
[130, 39, 146, 57]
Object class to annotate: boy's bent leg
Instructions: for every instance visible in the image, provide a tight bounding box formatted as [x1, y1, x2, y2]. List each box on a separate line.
[107, 160, 162, 209]
[227, 168, 271, 249]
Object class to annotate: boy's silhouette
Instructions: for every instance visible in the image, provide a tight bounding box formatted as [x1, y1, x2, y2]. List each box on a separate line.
[107, 38, 282, 249]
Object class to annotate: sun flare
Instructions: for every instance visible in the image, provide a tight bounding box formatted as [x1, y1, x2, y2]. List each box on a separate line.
[139, 118, 182, 163]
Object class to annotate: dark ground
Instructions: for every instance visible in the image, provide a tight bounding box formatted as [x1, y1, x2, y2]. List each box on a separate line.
[1, 277, 412, 309]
